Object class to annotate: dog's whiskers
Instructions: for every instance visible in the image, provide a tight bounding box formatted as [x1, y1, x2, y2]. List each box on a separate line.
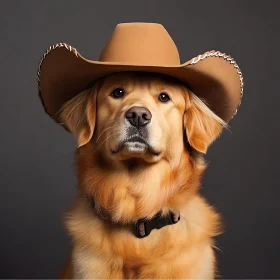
[96, 131, 120, 150]
[96, 125, 115, 144]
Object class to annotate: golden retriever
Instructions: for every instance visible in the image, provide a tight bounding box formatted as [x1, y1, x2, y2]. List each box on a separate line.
[59, 71, 225, 279]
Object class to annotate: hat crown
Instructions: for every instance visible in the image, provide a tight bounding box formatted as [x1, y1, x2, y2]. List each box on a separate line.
[99, 23, 180, 66]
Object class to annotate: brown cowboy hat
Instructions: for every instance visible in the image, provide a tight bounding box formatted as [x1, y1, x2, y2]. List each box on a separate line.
[37, 22, 243, 126]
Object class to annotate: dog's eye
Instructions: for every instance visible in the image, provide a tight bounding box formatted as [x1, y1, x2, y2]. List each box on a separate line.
[158, 92, 170, 103]
[110, 88, 125, 98]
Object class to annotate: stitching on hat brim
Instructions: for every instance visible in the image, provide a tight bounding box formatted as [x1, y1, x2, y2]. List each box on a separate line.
[185, 50, 243, 120]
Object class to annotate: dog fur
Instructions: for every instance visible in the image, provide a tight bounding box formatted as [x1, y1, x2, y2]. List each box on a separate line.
[59, 72, 225, 279]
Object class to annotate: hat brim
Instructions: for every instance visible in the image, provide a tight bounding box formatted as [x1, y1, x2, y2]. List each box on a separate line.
[38, 43, 243, 126]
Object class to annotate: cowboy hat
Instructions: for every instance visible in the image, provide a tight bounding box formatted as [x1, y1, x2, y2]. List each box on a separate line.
[37, 22, 243, 126]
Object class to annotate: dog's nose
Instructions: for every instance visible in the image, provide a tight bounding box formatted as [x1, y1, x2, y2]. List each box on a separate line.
[125, 106, 152, 128]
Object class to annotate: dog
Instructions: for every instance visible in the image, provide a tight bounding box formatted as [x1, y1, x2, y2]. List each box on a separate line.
[58, 71, 226, 279]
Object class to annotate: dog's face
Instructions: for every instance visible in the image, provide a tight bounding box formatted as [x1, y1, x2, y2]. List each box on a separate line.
[94, 72, 187, 163]
[61, 71, 223, 166]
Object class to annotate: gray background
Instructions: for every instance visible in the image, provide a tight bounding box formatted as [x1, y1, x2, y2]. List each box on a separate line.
[0, 0, 279, 278]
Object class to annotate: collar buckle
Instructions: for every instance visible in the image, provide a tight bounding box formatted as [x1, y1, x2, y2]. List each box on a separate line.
[134, 211, 180, 239]
[135, 218, 150, 238]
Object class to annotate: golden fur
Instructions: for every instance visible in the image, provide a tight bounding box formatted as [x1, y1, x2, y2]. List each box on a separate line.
[59, 72, 224, 279]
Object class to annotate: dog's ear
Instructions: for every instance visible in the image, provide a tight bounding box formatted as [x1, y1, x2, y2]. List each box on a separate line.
[59, 85, 99, 147]
[183, 92, 225, 154]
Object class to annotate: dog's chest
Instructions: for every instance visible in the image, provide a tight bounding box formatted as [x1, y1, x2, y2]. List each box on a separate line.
[71, 226, 181, 278]
[67, 196, 218, 278]
[71, 234, 215, 279]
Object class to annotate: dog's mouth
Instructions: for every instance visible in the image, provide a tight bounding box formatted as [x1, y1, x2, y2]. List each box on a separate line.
[112, 134, 160, 156]
[125, 134, 147, 144]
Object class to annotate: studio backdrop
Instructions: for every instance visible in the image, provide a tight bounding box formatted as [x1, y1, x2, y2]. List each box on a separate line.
[0, 0, 279, 278]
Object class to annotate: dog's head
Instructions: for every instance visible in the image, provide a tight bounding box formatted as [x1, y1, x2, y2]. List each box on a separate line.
[61, 72, 225, 164]
[60, 71, 226, 220]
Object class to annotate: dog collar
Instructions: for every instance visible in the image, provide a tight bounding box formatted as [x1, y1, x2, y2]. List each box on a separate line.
[82, 196, 180, 238]
[133, 210, 180, 238]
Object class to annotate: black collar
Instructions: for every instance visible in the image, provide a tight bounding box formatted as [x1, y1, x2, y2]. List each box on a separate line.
[83, 196, 180, 239]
